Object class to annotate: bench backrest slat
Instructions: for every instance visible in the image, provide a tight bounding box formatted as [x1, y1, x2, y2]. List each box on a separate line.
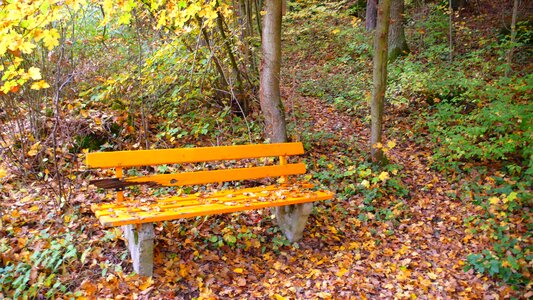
[86, 142, 304, 169]
[126, 163, 306, 187]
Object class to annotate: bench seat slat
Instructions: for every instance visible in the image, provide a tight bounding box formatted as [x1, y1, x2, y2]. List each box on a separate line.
[93, 183, 316, 215]
[91, 185, 333, 226]
[86, 142, 304, 169]
[124, 163, 306, 187]
[94, 183, 314, 209]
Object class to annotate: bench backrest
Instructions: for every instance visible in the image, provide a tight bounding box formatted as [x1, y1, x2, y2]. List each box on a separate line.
[86, 143, 306, 199]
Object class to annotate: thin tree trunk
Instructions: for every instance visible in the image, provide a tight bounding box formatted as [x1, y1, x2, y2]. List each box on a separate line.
[448, 0, 453, 63]
[370, 0, 391, 164]
[196, 17, 230, 93]
[216, 11, 249, 114]
[260, 0, 286, 143]
[254, 0, 263, 39]
[366, 0, 378, 31]
[388, 0, 409, 61]
[505, 0, 519, 77]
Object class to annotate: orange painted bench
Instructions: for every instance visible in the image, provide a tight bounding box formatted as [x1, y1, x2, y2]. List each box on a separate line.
[86, 142, 334, 276]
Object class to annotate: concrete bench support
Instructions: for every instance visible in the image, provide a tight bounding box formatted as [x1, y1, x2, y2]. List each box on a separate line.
[122, 223, 155, 276]
[274, 202, 313, 242]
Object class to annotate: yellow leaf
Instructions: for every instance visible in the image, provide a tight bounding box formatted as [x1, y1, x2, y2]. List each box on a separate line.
[351, 17, 362, 27]
[328, 226, 338, 234]
[28, 67, 41, 80]
[30, 80, 50, 90]
[179, 264, 188, 277]
[11, 210, 20, 218]
[360, 179, 370, 188]
[505, 191, 518, 203]
[489, 197, 499, 205]
[185, 3, 202, 17]
[43, 29, 60, 50]
[427, 272, 438, 280]
[387, 140, 397, 149]
[378, 171, 390, 182]
[118, 13, 132, 25]
[138, 277, 153, 290]
[156, 10, 167, 28]
[336, 268, 348, 277]
[19, 41, 36, 54]
[233, 268, 244, 274]
[317, 292, 332, 299]
[0, 168, 6, 179]
[332, 28, 340, 34]
[33, 29, 45, 42]
[28, 142, 41, 157]
[273, 294, 287, 300]
[373, 142, 383, 149]
[199, 7, 218, 20]
[29, 205, 39, 212]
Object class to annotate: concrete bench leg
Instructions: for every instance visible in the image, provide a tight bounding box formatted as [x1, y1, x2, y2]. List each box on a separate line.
[122, 223, 155, 276]
[274, 203, 313, 242]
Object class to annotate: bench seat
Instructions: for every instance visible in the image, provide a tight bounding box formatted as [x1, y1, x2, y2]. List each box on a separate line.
[92, 183, 333, 226]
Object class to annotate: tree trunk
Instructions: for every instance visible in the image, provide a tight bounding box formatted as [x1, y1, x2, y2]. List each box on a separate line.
[260, 0, 287, 143]
[366, 0, 378, 31]
[505, 0, 519, 77]
[388, 0, 409, 61]
[449, 0, 453, 63]
[370, 0, 391, 164]
[260, 0, 310, 242]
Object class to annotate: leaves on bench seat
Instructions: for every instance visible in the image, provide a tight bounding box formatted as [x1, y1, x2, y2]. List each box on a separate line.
[91, 183, 334, 226]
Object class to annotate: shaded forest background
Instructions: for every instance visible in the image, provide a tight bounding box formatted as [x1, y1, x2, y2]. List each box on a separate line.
[0, 0, 531, 298]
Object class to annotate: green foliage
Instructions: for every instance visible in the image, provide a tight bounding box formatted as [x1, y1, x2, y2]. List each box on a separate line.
[388, 3, 532, 175]
[307, 149, 409, 224]
[0, 231, 79, 299]
[427, 89, 531, 172]
[82, 20, 262, 147]
[463, 179, 532, 289]
[347, 163, 408, 223]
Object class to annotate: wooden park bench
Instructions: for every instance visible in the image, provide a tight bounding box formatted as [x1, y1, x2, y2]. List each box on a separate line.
[86, 142, 334, 276]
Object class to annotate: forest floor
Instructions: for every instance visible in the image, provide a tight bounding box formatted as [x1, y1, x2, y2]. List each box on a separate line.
[1, 2, 529, 300]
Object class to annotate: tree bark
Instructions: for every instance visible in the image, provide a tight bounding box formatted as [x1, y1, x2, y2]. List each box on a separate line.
[260, 0, 287, 143]
[505, 0, 519, 77]
[260, 0, 310, 242]
[366, 0, 378, 31]
[388, 0, 409, 61]
[370, 0, 391, 164]
[449, 0, 453, 63]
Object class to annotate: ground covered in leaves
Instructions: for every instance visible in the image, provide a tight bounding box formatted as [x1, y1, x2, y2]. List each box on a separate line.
[1, 90, 524, 299]
[1, 1, 531, 299]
